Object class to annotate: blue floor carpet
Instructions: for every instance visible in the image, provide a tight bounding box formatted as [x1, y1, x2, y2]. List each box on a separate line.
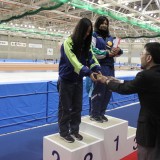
[107, 103, 140, 128]
[0, 103, 140, 160]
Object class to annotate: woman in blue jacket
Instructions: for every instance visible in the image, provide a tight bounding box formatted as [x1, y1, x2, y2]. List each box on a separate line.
[58, 18, 101, 143]
[90, 16, 123, 123]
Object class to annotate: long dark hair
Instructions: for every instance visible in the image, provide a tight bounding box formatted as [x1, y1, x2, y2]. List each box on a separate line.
[71, 18, 93, 58]
[94, 16, 109, 38]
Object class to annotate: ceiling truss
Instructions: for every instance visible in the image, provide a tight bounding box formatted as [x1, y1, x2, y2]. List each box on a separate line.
[0, 0, 159, 42]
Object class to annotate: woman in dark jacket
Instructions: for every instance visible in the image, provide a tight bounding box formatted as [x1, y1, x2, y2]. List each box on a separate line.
[58, 18, 101, 143]
[90, 16, 123, 123]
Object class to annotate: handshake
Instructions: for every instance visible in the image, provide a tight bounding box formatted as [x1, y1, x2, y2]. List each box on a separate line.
[90, 72, 123, 84]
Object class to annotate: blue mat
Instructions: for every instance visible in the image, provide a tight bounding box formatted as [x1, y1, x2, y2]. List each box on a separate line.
[107, 103, 140, 127]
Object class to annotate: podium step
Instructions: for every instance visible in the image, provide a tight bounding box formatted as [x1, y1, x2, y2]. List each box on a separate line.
[80, 115, 136, 160]
[43, 115, 137, 160]
[80, 115, 128, 139]
[43, 132, 104, 160]
[127, 126, 136, 138]
[122, 126, 137, 158]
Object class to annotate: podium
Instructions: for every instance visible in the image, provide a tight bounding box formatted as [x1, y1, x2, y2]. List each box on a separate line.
[43, 116, 137, 160]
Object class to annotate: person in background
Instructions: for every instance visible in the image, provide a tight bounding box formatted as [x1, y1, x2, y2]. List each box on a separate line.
[57, 18, 101, 143]
[90, 16, 123, 123]
[98, 42, 160, 160]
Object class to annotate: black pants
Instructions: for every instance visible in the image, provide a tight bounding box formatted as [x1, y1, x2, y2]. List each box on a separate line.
[58, 80, 83, 137]
[138, 144, 160, 160]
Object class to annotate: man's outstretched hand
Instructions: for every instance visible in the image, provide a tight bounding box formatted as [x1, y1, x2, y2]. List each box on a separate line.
[96, 74, 123, 84]
[90, 72, 123, 84]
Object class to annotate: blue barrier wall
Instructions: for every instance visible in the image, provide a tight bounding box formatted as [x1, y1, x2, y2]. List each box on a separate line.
[0, 82, 48, 134]
[0, 77, 138, 134]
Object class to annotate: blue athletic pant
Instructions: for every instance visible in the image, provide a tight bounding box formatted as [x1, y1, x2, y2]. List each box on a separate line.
[91, 65, 114, 117]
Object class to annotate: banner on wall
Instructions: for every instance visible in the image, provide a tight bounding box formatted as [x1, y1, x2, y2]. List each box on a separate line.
[123, 49, 128, 53]
[29, 43, 42, 48]
[0, 41, 8, 46]
[11, 42, 26, 47]
[47, 48, 53, 55]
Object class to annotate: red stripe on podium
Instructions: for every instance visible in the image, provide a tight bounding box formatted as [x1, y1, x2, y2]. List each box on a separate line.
[121, 151, 137, 160]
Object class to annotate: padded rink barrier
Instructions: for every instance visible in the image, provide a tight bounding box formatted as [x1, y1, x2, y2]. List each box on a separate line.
[43, 116, 137, 160]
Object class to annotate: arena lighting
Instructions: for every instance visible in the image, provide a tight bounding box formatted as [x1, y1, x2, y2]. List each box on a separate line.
[97, 0, 104, 5]
[139, 8, 142, 11]
[140, 16, 144, 20]
[135, 39, 141, 42]
[149, 39, 156, 42]
[134, 6, 137, 9]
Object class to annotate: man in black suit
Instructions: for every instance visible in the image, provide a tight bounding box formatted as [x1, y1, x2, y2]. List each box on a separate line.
[98, 42, 160, 160]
